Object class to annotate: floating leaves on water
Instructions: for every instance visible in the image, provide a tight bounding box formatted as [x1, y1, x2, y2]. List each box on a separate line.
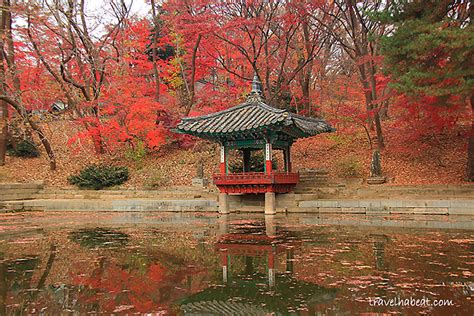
[0, 213, 473, 314]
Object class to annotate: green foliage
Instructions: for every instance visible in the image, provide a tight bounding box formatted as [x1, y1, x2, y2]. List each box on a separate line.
[68, 164, 129, 190]
[125, 141, 147, 165]
[229, 151, 277, 173]
[336, 156, 361, 178]
[380, 2, 474, 100]
[9, 139, 40, 158]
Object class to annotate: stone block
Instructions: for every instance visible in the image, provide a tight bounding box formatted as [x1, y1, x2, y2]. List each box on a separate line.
[298, 200, 319, 208]
[448, 208, 474, 215]
[389, 207, 414, 214]
[381, 200, 404, 208]
[0, 182, 43, 190]
[413, 207, 449, 215]
[338, 200, 359, 208]
[366, 207, 390, 215]
[402, 200, 428, 208]
[359, 200, 382, 209]
[0, 193, 37, 201]
[449, 200, 474, 208]
[425, 200, 450, 208]
[192, 178, 209, 187]
[367, 176, 386, 185]
[318, 200, 340, 207]
[341, 207, 366, 213]
[293, 194, 319, 201]
[318, 207, 341, 213]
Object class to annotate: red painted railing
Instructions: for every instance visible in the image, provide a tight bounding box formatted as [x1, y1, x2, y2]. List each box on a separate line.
[213, 172, 299, 186]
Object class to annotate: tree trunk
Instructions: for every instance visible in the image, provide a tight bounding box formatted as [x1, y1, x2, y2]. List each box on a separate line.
[358, 63, 385, 150]
[467, 94, 474, 181]
[151, 0, 160, 102]
[373, 111, 385, 150]
[0, 0, 8, 165]
[368, 62, 385, 149]
[301, 19, 313, 115]
[37, 245, 56, 289]
[301, 77, 310, 113]
[88, 104, 105, 155]
[24, 113, 57, 170]
[0, 102, 6, 166]
[357, 64, 374, 128]
[0, 96, 57, 170]
[1, 1, 56, 169]
[0, 253, 6, 315]
[183, 34, 202, 116]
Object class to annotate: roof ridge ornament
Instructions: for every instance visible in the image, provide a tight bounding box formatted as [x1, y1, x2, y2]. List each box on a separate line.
[246, 73, 264, 103]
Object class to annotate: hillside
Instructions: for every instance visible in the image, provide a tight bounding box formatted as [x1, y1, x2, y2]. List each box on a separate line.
[0, 120, 469, 187]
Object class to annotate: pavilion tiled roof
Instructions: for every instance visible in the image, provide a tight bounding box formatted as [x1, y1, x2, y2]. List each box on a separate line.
[181, 300, 270, 315]
[175, 75, 334, 140]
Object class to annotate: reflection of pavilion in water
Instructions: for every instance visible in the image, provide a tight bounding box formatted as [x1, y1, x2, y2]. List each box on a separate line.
[216, 215, 296, 287]
[181, 216, 337, 315]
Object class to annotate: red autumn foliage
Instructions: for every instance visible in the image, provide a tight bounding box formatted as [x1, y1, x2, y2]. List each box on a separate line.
[0, 0, 471, 182]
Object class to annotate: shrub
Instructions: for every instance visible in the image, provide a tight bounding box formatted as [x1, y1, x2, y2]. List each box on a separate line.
[68, 164, 129, 190]
[124, 141, 147, 165]
[10, 139, 40, 158]
[336, 156, 361, 178]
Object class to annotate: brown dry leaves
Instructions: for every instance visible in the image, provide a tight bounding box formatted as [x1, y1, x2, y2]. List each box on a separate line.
[0, 120, 469, 186]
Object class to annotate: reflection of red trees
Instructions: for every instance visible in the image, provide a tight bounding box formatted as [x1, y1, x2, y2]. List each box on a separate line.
[72, 260, 193, 314]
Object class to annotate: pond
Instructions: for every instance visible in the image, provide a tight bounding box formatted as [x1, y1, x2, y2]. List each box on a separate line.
[0, 212, 472, 315]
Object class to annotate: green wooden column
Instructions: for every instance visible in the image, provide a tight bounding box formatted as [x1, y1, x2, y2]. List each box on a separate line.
[243, 149, 251, 173]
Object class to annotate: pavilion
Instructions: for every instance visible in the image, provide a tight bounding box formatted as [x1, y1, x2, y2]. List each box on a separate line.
[175, 75, 334, 214]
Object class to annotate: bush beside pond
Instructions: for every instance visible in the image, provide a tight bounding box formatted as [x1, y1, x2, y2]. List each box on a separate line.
[9, 139, 40, 158]
[68, 164, 129, 190]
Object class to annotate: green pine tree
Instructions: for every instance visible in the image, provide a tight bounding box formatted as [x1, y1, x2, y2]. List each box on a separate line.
[380, 0, 474, 181]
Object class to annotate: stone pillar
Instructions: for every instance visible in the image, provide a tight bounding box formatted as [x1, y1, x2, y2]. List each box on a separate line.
[265, 192, 276, 215]
[219, 193, 230, 214]
[265, 214, 277, 236]
[265, 141, 272, 174]
[367, 150, 386, 184]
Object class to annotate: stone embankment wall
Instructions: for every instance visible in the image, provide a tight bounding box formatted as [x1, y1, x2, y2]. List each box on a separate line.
[230, 188, 474, 215]
[0, 182, 44, 201]
[1, 182, 473, 215]
[0, 183, 44, 211]
[1, 186, 217, 212]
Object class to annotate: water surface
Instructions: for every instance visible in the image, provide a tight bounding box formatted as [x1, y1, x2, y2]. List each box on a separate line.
[0, 212, 472, 315]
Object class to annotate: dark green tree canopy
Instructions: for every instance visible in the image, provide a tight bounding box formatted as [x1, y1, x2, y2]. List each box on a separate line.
[381, 0, 473, 103]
